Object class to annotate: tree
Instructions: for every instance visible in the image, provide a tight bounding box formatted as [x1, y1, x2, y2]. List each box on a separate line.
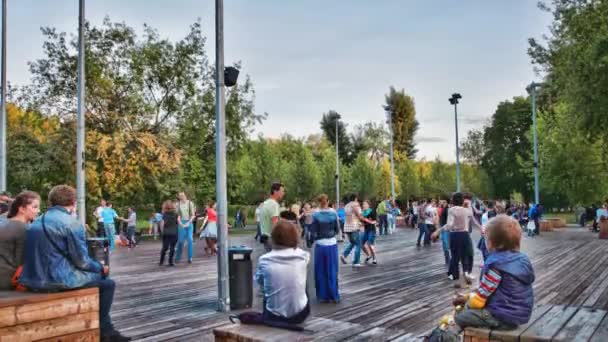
[529, 0, 608, 137]
[320, 110, 354, 164]
[351, 121, 389, 164]
[481, 97, 534, 200]
[396, 157, 420, 202]
[284, 143, 322, 202]
[24, 18, 263, 208]
[460, 129, 486, 166]
[539, 103, 608, 206]
[384, 87, 419, 159]
[345, 154, 378, 200]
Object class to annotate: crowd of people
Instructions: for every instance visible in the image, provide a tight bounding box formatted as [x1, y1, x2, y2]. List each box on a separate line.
[0, 181, 548, 339]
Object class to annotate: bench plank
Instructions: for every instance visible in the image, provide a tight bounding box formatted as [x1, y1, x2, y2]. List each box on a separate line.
[36, 328, 100, 342]
[490, 305, 552, 342]
[554, 307, 606, 342]
[0, 311, 98, 341]
[0, 288, 98, 308]
[519, 305, 577, 342]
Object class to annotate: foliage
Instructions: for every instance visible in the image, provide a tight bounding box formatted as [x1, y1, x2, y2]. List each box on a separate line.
[319, 110, 354, 164]
[383, 86, 419, 159]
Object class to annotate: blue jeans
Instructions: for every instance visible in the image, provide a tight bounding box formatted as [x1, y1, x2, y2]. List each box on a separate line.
[417, 223, 430, 246]
[441, 231, 451, 265]
[378, 214, 388, 235]
[175, 219, 193, 262]
[83, 278, 115, 334]
[343, 231, 361, 264]
[104, 223, 116, 251]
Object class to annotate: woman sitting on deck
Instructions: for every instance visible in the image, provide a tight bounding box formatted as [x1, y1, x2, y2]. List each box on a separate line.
[255, 220, 310, 324]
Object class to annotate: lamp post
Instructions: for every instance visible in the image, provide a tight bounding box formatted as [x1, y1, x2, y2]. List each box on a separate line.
[0, 0, 7, 192]
[215, 0, 239, 312]
[335, 114, 340, 210]
[76, 0, 86, 224]
[387, 111, 395, 199]
[526, 82, 543, 205]
[449, 93, 462, 192]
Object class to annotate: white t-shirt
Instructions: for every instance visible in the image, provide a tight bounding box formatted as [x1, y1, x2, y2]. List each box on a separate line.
[425, 206, 437, 225]
[255, 206, 262, 223]
[95, 206, 104, 223]
[481, 212, 489, 234]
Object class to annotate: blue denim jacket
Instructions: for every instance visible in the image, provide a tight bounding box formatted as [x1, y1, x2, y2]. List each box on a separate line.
[20, 206, 103, 290]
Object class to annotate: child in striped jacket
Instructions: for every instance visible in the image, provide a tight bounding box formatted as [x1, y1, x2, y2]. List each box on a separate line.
[454, 215, 535, 331]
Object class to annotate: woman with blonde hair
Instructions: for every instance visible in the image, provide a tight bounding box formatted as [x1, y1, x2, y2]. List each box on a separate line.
[159, 200, 179, 266]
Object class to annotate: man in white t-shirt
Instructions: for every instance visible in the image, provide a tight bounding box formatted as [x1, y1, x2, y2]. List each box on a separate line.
[94, 199, 107, 237]
[423, 199, 438, 245]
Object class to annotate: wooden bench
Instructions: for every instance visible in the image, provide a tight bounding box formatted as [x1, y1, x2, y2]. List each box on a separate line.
[539, 220, 553, 232]
[463, 305, 608, 342]
[0, 288, 99, 342]
[599, 220, 608, 239]
[213, 316, 417, 341]
[546, 218, 566, 228]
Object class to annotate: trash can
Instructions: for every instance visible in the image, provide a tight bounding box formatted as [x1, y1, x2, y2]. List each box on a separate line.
[87, 237, 110, 269]
[228, 246, 253, 310]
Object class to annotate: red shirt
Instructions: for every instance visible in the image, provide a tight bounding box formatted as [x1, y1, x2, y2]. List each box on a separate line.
[207, 208, 217, 223]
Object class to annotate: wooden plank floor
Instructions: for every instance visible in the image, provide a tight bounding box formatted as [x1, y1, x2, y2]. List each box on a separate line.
[109, 226, 608, 341]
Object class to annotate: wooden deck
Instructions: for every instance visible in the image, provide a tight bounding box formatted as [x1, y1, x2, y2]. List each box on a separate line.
[108, 226, 608, 341]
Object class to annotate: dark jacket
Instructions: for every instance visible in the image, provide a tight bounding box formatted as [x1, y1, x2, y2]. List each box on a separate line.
[484, 251, 535, 325]
[162, 212, 179, 236]
[309, 209, 339, 243]
[0, 220, 27, 290]
[20, 207, 103, 290]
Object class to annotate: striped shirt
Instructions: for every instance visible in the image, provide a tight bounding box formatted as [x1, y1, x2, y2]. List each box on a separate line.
[343, 202, 362, 233]
[469, 269, 503, 309]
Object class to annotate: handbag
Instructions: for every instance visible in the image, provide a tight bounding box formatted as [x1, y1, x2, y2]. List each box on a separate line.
[526, 220, 535, 232]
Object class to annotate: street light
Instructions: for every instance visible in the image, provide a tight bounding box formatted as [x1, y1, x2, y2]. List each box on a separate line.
[215, 0, 240, 313]
[449, 93, 462, 192]
[0, 0, 7, 192]
[334, 113, 340, 211]
[76, 0, 86, 224]
[526, 82, 543, 205]
[386, 111, 395, 200]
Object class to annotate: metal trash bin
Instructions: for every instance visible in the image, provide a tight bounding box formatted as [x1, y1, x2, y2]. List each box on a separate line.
[228, 246, 253, 310]
[87, 237, 110, 269]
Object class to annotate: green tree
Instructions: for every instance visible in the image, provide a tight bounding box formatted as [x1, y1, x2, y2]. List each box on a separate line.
[384, 86, 419, 159]
[481, 97, 533, 200]
[529, 0, 608, 137]
[460, 129, 486, 166]
[345, 154, 378, 200]
[284, 143, 322, 202]
[320, 110, 354, 164]
[351, 121, 389, 164]
[396, 157, 420, 202]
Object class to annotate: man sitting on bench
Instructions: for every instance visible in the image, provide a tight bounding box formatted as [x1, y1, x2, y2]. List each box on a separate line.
[18, 185, 131, 342]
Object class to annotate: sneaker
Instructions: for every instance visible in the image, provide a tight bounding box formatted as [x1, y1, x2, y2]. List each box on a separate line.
[364, 256, 372, 264]
[168, 264, 175, 267]
[464, 272, 474, 285]
[340, 256, 347, 265]
[352, 263, 364, 268]
[448, 274, 455, 281]
[372, 257, 377, 265]
[101, 330, 131, 342]
[188, 259, 192, 264]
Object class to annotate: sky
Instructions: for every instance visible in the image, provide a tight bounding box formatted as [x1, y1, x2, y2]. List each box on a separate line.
[5, 0, 552, 161]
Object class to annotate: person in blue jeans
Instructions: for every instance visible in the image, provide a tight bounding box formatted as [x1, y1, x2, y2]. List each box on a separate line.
[19, 185, 130, 342]
[416, 199, 429, 247]
[175, 192, 196, 264]
[101, 203, 118, 251]
[340, 195, 365, 267]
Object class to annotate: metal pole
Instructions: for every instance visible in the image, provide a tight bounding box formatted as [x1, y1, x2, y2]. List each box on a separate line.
[388, 112, 395, 199]
[531, 87, 540, 204]
[215, 0, 230, 312]
[454, 103, 461, 192]
[76, 0, 86, 224]
[335, 117, 339, 209]
[0, 0, 6, 192]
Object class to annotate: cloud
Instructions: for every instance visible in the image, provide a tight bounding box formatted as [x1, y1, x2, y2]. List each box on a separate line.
[459, 116, 488, 125]
[415, 136, 447, 143]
